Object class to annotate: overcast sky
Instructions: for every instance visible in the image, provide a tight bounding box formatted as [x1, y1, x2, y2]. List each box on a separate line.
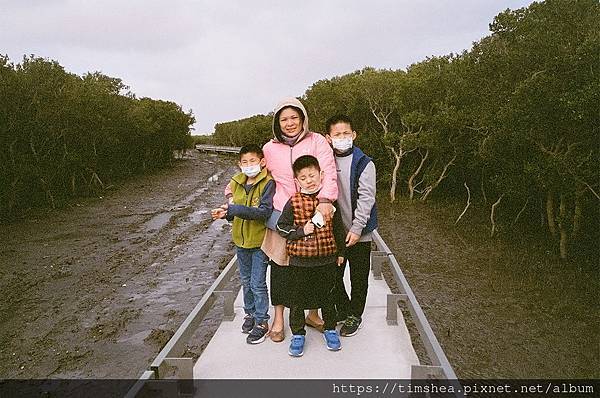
[1, 0, 534, 134]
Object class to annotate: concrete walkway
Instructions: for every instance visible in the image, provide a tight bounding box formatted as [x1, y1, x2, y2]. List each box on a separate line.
[193, 265, 419, 379]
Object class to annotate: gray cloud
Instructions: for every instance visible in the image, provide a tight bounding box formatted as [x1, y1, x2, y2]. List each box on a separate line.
[0, 0, 534, 133]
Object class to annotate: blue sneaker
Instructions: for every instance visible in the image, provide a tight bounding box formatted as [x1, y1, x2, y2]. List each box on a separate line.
[288, 335, 305, 357]
[323, 329, 341, 351]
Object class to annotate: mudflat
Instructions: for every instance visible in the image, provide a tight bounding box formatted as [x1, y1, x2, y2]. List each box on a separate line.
[1, 151, 597, 379]
[0, 151, 238, 378]
[378, 200, 599, 378]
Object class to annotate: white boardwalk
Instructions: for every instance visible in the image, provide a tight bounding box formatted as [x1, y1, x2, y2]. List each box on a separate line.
[193, 266, 419, 379]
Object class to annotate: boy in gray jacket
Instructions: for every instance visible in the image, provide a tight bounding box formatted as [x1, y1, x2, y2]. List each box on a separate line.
[325, 114, 378, 337]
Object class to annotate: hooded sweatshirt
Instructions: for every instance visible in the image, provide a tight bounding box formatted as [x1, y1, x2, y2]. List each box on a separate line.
[263, 97, 338, 221]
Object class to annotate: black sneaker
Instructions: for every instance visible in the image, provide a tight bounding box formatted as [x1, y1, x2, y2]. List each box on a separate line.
[335, 311, 348, 325]
[246, 322, 268, 344]
[241, 315, 254, 334]
[340, 315, 361, 337]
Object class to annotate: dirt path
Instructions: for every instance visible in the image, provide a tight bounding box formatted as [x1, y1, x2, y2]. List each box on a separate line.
[0, 151, 238, 378]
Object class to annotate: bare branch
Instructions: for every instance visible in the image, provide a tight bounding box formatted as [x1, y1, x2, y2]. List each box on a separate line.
[455, 182, 471, 225]
[420, 154, 457, 201]
[511, 197, 530, 226]
[570, 174, 600, 201]
[558, 193, 568, 260]
[371, 107, 390, 136]
[408, 149, 429, 200]
[537, 142, 600, 201]
[490, 193, 505, 237]
[546, 191, 557, 239]
[387, 146, 402, 202]
[480, 168, 488, 205]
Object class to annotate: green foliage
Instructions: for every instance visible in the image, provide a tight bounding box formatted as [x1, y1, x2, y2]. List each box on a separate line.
[191, 135, 214, 145]
[212, 114, 272, 147]
[207, 0, 598, 257]
[0, 55, 195, 218]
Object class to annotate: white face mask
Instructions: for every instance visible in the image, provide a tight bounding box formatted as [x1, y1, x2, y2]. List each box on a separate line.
[300, 184, 322, 195]
[331, 137, 353, 152]
[241, 164, 261, 178]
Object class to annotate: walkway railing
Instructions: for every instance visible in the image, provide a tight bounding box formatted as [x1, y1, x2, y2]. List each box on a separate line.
[371, 230, 456, 380]
[126, 230, 457, 397]
[195, 144, 240, 154]
[125, 256, 239, 397]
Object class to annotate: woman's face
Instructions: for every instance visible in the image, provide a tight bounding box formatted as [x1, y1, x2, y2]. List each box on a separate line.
[278, 107, 303, 137]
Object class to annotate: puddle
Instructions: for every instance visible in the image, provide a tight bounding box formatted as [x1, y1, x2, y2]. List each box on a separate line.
[140, 170, 228, 234]
[117, 329, 151, 345]
[189, 209, 209, 224]
[175, 171, 226, 208]
[141, 212, 173, 233]
[209, 218, 229, 231]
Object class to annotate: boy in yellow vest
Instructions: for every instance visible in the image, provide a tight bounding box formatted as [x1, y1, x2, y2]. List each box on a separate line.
[211, 144, 274, 344]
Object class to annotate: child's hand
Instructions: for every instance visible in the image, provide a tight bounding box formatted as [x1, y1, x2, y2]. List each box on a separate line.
[345, 231, 360, 247]
[211, 208, 226, 220]
[337, 257, 345, 266]
[303, 221, 315, 235]
[316, 202, 334, 219]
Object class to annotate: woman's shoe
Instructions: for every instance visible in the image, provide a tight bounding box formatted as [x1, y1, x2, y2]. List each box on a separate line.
[305, 317, 324, 333]
[270, 328, 285, 343]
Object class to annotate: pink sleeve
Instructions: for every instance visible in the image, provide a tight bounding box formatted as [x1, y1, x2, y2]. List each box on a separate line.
[224, 181, 232, 198]
[313, 134, 338, 202]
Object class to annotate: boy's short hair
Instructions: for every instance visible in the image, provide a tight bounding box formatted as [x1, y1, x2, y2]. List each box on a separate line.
[292, 155, 320, 177]
[239, 144, 264, 159]
[325, 114, 353, 133]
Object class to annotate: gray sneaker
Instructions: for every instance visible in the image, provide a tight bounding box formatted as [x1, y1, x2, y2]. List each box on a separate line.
[340, 315, 361, 337]
[241, 315, 254, 334]
[246, 322, 269, 344]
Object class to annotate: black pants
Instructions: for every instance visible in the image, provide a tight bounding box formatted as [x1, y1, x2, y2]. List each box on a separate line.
[334, 241, 371, 319]
[269, 260, 292, 307]
[289, 304, 337, 335]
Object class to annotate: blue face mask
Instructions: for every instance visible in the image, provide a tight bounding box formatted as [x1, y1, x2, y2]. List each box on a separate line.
[241, 164, 261, 178]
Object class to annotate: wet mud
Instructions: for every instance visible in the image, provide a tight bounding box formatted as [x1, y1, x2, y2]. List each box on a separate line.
[0, 151, 238, 378]
[378, 200, 598, 378]
[1, 151, 596, 380]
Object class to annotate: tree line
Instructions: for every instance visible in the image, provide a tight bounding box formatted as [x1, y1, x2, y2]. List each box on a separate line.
[0, 55, 195, 219]
[209, 0, 599, 259]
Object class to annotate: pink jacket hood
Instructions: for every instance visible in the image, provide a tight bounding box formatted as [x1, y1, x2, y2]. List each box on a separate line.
[264, 98, 337, 211]
[271, 97, 310, 143]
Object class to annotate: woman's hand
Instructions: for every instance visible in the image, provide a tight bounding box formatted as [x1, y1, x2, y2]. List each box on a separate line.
[337, 256, 345, 266]
[303, 221, 315, 235]
[316, 202, 334, 219]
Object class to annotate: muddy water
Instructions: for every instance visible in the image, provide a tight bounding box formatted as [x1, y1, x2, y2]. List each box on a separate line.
[0, 151, 239, 378]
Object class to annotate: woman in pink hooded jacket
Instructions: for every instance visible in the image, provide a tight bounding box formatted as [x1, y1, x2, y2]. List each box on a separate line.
[262, 97, 338, 342]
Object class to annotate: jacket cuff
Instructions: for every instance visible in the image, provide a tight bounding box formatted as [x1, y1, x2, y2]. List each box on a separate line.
[317, 198, 332, 204]
[350, 225, 363, 236]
